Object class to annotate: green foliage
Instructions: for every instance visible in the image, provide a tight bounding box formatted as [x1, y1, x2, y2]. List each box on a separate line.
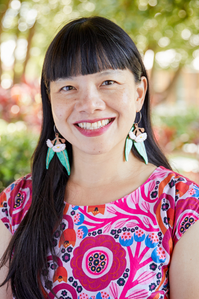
[0, 131, 38, 191]
[152, 105, 199, 151]
[1, 0, 199, 82]
[155, 107, 198, 136]
[159, 109, 198, 137]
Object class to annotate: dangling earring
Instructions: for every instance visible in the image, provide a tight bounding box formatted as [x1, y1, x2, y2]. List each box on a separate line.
[125, 112, 148, 164]
[46, 128, 70, 175]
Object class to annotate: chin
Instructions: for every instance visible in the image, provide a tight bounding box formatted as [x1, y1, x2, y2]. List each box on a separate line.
[76, 144, 113, 156]
[84, 149, 110, 156]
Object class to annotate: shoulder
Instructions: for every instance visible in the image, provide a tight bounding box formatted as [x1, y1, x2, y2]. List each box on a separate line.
[148, 166, 199, 242]
[0, 174, 32, 234]
[150, 166, 199, 200]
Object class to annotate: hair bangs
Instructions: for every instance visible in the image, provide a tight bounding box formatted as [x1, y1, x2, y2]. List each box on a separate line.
[42, 18, 134, 92]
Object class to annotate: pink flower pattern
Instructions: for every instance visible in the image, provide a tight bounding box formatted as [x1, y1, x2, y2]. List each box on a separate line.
[0, 167, 199, 299]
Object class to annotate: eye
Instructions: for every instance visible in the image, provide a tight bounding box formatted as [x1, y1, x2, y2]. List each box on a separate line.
[61, 85, 75, 91]
[101, 80, 115, 86]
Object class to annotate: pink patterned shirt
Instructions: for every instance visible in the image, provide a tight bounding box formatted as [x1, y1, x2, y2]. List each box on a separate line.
[1, 166, 199, 299]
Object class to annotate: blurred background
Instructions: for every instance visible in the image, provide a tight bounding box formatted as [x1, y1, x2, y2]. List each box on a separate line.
[0, 0, 199, 190]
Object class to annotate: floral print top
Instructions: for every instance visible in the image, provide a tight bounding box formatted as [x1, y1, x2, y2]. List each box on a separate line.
[1, 166, 199, 299]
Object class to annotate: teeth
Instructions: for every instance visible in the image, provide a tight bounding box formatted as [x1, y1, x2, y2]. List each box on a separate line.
[77, 119, 111, 130]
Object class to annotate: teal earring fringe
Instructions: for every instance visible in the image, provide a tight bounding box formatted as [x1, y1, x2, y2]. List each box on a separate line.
[125, 126, 148, 164]
[46, 147, 71, 176]
[134, 141, 148, 164]
[46, 147, 55, 169]
[56, 150, 70, 175]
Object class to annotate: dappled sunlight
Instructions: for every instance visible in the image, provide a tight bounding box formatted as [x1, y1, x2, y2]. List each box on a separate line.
[0, 0, 199, 186]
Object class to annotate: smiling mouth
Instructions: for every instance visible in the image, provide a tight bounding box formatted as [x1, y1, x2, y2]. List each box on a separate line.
[76, 118, 114, 130]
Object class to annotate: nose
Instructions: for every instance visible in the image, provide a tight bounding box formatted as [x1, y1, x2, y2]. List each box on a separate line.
[75, 85, 106, 114]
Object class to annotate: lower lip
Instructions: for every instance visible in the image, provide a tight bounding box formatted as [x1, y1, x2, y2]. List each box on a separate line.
[75, 120, 114, 137]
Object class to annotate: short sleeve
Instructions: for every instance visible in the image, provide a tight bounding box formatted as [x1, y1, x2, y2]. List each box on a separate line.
[172, 175, 199, 245]
[0, 175, 32, 234]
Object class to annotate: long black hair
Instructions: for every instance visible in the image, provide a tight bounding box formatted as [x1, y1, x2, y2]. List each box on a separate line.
[0, 16, 171, 299]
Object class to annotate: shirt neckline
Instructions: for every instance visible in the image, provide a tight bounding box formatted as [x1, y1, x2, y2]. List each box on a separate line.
[65, 166, 168, 208]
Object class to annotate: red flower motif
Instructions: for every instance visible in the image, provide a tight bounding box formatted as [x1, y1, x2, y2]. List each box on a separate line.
[87, 205, 105, 216]
[0, 191, 6, 208]
[71, 235, 126, 291]
[79, 293, 89, 299]
[74, 213, 80, 224]
[121, 231, 132, 240]
[149, 233, 159, 243]
[53, 266, 68, 283]
[189, 188, 195, 196]
[101, 291, 110, 298]
[156, 247, 166, 260]
[135, 229, 144, 237]
[77, 228, 84, 239]
[59, 229, 76, 248]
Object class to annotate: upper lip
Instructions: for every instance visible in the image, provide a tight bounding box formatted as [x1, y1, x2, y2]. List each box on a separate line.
[73, 117, 115, 124]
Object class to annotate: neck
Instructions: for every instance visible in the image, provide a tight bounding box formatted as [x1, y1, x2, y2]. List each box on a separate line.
[65, 143, 156, 206]
[69, 144, 143, 189]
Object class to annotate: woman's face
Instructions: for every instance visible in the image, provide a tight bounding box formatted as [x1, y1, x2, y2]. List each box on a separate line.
[50, 68, 147, 157]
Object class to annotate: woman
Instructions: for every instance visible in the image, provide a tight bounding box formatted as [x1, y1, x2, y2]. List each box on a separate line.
[0, 16, 199, 299]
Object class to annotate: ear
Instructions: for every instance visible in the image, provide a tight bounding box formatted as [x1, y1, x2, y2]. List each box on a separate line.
[135, 76, 147, 112]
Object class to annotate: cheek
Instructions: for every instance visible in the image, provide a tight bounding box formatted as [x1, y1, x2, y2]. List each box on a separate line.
[51, 102, 67, 122]
[52, 108, 63, 121]
[115, 90, 136, 113]
[120, 86, 135, 102]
